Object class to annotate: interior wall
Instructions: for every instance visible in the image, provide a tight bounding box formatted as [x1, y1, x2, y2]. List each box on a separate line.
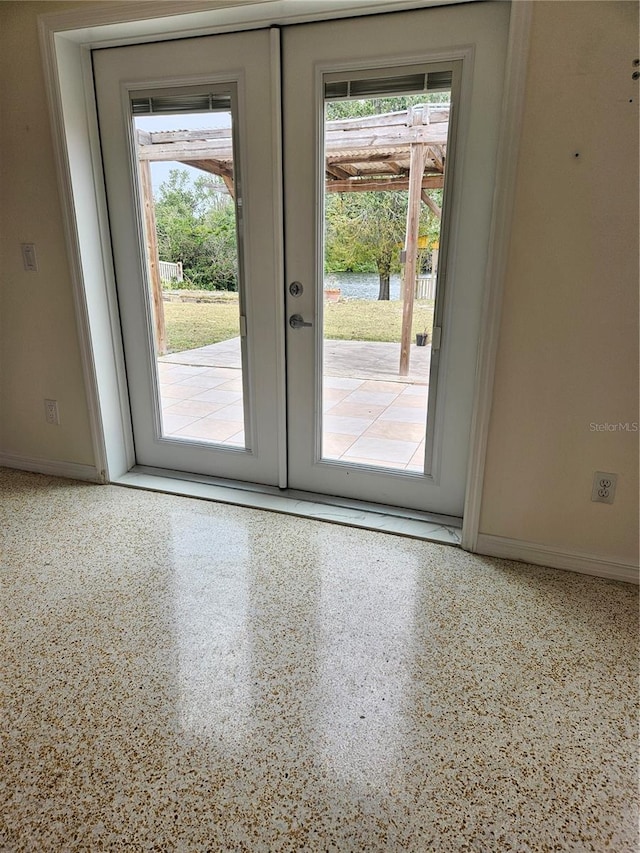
[478, 1, 639, 564]
[0, 1, 95, 465]
[0, 1, 637, 565]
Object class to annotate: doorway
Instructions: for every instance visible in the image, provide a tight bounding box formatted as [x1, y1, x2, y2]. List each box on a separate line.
[93, 3, 509, 516]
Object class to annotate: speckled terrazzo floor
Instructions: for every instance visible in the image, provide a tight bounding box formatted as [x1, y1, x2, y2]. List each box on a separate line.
[0, 469, 637, 852]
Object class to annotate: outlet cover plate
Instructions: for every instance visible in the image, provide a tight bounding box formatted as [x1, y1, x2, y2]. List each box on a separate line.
[44, 399, 60, 425]
[591, 471, 617, 504]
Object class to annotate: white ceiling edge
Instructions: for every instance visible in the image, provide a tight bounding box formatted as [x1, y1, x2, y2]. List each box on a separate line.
[41, 0, 476, 47]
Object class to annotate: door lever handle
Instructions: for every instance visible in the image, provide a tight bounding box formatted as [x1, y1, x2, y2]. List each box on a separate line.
[289, 313, 313, 329]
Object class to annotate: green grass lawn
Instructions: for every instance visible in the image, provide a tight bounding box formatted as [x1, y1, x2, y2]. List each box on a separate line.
[164, 292, 434, 353]
[164, 293, 241, 353]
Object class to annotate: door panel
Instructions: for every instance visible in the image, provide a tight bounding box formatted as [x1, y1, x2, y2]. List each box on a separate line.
[282, 3, 510, 516]
[93, 30, 284, 486]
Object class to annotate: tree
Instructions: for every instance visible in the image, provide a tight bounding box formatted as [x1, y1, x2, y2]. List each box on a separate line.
[325, 91, 449, 122]
[154, 169, 239, 291]
[325, 187, 443, 300]
[325, 191, 407, 299]
[324, 94, 448, 300]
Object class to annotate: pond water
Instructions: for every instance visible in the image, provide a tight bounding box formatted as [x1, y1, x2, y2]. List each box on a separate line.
[324, 272, 402, 301]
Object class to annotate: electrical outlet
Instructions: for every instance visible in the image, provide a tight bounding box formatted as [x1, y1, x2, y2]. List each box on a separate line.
[44, 399, 60, 425]
[591, 471, 617, 504]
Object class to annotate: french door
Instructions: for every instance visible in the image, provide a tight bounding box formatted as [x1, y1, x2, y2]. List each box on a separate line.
[94, 3, 509, 517]
[94, 30, 284, 486]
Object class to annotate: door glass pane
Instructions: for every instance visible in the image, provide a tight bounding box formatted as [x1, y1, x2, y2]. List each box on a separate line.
[321, 75, 451, 472]
[133, 96, 246, 449]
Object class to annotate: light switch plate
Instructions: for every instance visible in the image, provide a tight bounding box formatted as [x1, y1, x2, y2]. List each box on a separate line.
[21, 243, 38, 272]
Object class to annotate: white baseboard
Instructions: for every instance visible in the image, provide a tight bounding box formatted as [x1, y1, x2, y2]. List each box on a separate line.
[475, 534, 639, 585]
[0, 453, 102, 483]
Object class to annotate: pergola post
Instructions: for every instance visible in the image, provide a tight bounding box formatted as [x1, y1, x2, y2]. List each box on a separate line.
[399, 141, 426, 376]
[139, 159, 167, 356]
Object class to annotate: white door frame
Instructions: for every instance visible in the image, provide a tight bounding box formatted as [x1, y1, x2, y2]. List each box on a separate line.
[38, 0, 532, 549]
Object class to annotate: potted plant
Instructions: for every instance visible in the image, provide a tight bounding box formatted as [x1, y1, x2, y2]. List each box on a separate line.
[323, 275, 341, 303]
[415, 329, 429, 347]
[323, 287, 341, 303]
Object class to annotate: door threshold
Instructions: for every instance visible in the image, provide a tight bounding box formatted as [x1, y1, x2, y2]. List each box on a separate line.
[114, 466, 462, 546]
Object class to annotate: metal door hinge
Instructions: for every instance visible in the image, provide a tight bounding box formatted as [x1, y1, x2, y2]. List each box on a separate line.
[432, 326, 442, 350]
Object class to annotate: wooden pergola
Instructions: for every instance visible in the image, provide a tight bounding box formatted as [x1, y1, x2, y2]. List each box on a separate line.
[138, 103, 448, 372]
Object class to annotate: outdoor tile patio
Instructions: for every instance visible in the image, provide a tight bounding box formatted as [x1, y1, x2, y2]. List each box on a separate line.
[158, 338, 431, 472]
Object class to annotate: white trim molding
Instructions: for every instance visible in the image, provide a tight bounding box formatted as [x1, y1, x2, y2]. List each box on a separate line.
[38, 0, 467, 45]
[0, 454, 102, 484]
[476, 533, 639, 585]
[461, 1, 533, 550]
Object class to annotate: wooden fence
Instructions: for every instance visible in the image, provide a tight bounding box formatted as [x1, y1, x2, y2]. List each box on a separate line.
[416, 275, 437, 300]
[159, 260, 183, 283]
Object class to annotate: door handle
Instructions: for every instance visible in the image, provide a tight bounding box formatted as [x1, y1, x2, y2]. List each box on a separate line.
[289, 313, 313, 329]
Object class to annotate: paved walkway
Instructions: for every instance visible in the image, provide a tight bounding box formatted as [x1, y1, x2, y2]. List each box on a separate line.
[159, 338, 431, 471]
[162, 337, 431, 384]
